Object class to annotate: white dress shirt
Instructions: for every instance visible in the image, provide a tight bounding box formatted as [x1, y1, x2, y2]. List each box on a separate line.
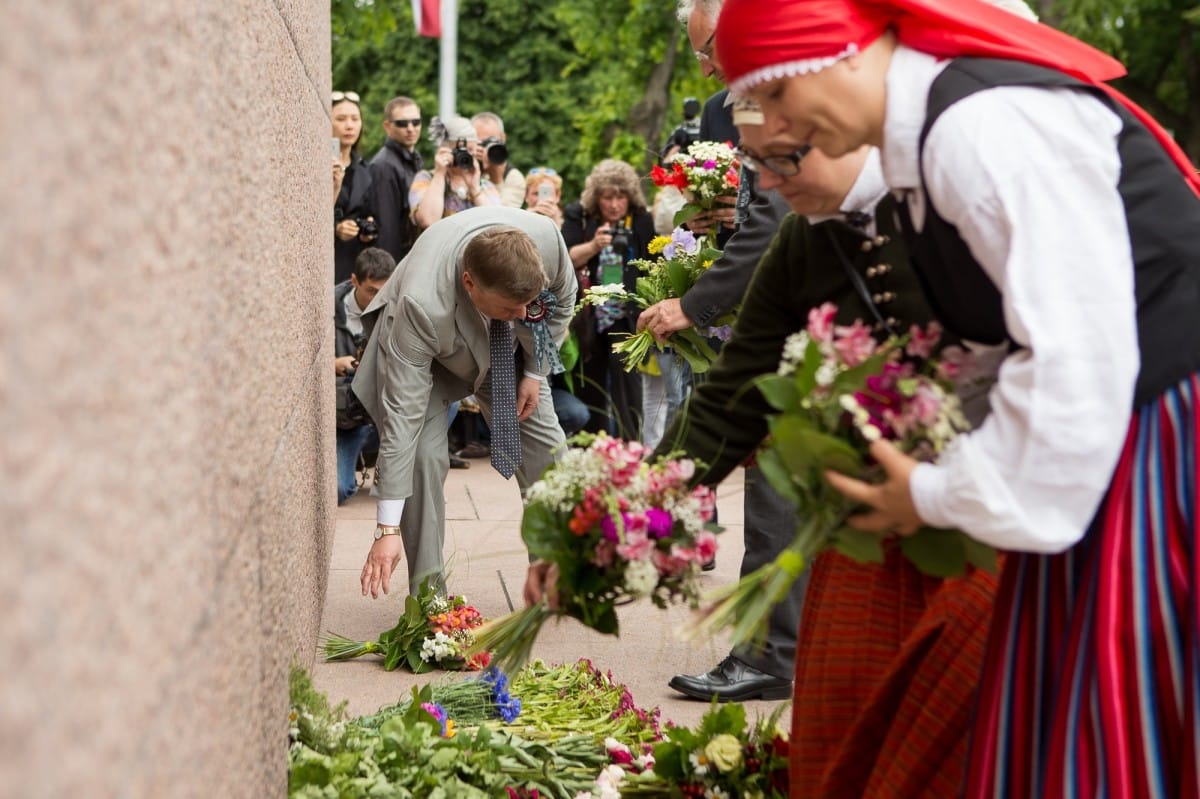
[882, 46, 1139, 553]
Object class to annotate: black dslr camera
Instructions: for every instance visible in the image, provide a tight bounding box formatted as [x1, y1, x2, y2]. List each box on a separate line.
[355, 216, 379, 240]
[451, 138, 475, 169]
[481, 136, 508, 166]
[609, 223, 633, 252]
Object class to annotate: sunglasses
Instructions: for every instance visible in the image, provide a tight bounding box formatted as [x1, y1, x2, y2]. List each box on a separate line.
[331, 91, 360, 104]
[388, 118, 421, 128]
[737, 145, 813, 177]
[694, 31, 716, 63]
[527, 167, 558, 176]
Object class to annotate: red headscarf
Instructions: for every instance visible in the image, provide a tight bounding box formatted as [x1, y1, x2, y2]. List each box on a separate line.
[716, 0, 1200, 195]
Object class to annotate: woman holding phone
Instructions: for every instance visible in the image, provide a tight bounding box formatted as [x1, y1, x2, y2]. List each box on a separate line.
[523, 167, 564, 228]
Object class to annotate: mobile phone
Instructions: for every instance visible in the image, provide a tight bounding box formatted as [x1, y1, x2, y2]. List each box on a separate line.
[537, 182, 555, 202]
[331, 137, 342, 159]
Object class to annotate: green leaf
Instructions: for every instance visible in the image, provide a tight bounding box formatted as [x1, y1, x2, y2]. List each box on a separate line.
[521, 502, 564, 559]
[753, 446, 804, 506]
[962, 535, 1000, 573]
[830, 525, 886, 564]
[899, 527, 969, 578]
[666, 257, 690, 297]
[673, 203, 703, 227]
[754, 373, 800, 411]
[769, 414, 863, 479]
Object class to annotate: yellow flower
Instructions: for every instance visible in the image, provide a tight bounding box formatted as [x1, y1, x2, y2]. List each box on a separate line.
[704, 734, 744, 773]
[648, 235, 671, 255]
[445, 718, 456, 739]
[701, 259, 714, 270]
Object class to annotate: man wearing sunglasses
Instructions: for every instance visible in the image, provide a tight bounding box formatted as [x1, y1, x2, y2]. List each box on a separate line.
[368, 96, 424, 262]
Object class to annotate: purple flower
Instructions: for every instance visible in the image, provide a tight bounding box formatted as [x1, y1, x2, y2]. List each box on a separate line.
[646, 508, 673, 539]
[663, 227, 699, 260]
[600, 514, 621, 542]
[703, 159, 718, 169]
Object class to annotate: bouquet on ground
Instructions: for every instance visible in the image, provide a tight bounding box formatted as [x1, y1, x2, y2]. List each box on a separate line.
[470, 432, 720, 673]
[323, 577, 491, 673]
[687, 303, 998, 649]
[651, 140, 741, 232]
[580, 227, 729, 373]
[583, 703, 790, 798]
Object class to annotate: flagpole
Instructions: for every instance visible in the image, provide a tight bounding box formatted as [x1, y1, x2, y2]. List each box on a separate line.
[438, 0, 458, 119]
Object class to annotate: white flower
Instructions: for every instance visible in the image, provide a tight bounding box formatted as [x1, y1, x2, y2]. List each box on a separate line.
[778, 331, 811, 375]
[860, 423, 882, 442]
[419, 631, 457, 662]
[623, 558, 659, 597]
[839, 394, 859, 411]
[815, 361, 838, 387]
[688, 750, 710, 777]
[705, 788, 731, 799]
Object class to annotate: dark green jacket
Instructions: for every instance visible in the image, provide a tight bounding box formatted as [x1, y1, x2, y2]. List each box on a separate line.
[656, 199, 936, 483]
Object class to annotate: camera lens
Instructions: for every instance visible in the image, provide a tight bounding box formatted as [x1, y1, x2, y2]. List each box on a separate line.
[486, 140, 508, 166]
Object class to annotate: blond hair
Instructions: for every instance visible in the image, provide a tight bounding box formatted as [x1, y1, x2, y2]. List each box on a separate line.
[462, 227, 546, 300]
[580, 159, 647, 217]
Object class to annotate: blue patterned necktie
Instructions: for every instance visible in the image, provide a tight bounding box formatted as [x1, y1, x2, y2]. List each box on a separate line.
[488, 318, 521, 479]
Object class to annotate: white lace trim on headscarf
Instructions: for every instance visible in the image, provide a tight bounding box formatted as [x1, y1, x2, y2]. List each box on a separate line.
[727, 43, 860, 94]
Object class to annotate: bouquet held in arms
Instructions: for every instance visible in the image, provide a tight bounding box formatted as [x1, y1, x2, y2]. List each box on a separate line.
[470, 432, 720, 672]
[688, 303, 997, 649]
[651, 139, 741, 232]
[579, 227, 729, 374]
[323, 577, 491, 673]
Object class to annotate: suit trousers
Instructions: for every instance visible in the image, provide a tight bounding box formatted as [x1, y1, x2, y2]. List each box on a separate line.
[732, 465, 810, 680]
[399, 376, 564, 594]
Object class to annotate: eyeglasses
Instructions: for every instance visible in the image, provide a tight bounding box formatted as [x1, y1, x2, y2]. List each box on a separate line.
[694, 31, 716, 63]
[527, 167, 558, 176]
[331, 91, 360, 104]
[737, 145, 813, 177]
[388, 118, 421, 128]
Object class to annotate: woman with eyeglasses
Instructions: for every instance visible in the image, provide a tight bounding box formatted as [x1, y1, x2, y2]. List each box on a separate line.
[561, 159, 656, 438]
[409, 114, 501, 230]
[718, 0, 1200, 795]
[332, 91, 377, 284]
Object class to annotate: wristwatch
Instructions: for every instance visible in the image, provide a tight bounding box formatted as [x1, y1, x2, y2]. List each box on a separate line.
[374, 524, 401, 540]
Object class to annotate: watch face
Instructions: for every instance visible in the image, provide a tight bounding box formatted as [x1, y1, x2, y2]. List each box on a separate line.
[374, 527, 383, 540]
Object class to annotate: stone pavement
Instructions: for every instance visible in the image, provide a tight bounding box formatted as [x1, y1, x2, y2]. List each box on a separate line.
[310, 459, 789, 730]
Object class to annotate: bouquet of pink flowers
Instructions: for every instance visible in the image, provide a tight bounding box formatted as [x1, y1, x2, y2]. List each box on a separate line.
[470, 433, 720, 672]
[651, 140, 741, 231]
[580, 226, 730, 374]
[687, 303, 997, 648]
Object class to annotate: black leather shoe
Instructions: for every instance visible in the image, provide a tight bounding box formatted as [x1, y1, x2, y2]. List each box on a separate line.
[449, 453, 470, 469]
[668, 656, 792, 702]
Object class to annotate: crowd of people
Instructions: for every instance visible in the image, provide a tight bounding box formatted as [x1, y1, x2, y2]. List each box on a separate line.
[332, 0, 1200, 795]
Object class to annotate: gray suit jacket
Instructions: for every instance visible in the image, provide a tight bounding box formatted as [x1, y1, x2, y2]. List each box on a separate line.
[352, 207, 576, 498]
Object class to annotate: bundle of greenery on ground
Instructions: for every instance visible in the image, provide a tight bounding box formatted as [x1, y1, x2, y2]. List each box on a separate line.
[288, 659, 790, 798]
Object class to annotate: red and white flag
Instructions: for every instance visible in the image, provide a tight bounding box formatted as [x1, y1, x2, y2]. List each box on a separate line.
[412, 0, 440, 37]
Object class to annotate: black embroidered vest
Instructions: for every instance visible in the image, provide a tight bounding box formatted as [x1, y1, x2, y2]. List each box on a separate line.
[895, 58, 1200, 407]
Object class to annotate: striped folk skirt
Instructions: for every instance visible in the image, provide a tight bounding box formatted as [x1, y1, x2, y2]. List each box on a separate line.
[966, 373, 1200, 798]
[790, 548, 999, 798]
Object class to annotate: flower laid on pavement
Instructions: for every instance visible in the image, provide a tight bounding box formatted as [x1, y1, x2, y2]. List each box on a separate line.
[580, 227, 730, 374]
[322, 577, 491, 673]
[599, 702, 790, 798]
[470, 433, 720, 673]
[288, 660, 667, 798]
[687, 303, 998, 650]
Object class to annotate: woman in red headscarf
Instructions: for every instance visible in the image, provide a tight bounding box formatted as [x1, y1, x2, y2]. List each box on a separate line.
[716, 1, 1200, 797]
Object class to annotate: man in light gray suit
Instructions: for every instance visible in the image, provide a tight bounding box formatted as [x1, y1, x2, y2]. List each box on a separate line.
[353, 206, 576, 598]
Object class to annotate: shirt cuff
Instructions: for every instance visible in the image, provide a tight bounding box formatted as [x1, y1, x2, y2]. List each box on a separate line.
[376, 498, 406, 527]
[909, 462, 955, 529]
[522, 371, 547, 382]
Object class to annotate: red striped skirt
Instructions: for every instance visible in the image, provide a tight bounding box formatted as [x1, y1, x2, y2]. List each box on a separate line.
[966, 373, 1200, 798]
[791, 547, 999, 798]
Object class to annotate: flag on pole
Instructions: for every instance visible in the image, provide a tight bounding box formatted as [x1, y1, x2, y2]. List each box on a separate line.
[412, 0, 441, 37]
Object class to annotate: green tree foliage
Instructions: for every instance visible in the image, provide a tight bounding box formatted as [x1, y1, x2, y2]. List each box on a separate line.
[331, 0, 718, 201]
[1038, 0, 1200, 161]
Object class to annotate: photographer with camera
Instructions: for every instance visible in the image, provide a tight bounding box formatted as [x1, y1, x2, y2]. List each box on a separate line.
[561, 159, 655, 438]
[332, 91, 378, 284]
[471, 112, 525, 209]
[410, 114, 502, 230]
[335, 247, 396, 505]
[661, 95, 702, 162]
